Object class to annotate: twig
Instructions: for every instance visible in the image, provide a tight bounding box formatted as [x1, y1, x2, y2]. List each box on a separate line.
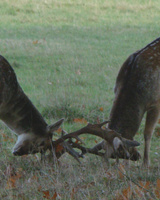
[115, 165, 156, 199]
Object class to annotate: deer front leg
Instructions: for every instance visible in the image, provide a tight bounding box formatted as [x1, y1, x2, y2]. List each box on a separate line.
[143, 106, 160, 167]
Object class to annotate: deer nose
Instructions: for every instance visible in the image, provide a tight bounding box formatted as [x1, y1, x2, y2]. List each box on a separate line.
[12, 149, 23, 156]
[13, 151, 19, 156]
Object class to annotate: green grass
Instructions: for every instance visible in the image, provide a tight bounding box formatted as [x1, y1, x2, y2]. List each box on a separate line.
[0, 0, 160, 199]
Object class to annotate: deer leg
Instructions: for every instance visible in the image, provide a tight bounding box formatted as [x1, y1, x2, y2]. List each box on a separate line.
[143, 106, 160, 167]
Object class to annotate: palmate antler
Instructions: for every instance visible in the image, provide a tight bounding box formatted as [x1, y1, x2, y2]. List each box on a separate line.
[45, 121, 140, 163]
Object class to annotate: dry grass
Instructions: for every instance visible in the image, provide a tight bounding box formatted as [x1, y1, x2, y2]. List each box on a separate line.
[0, 126, 160, 199]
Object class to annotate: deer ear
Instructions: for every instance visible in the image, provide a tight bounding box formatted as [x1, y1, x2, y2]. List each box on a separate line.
[47, 118, 64, 133]
[113, 137, 123, 151]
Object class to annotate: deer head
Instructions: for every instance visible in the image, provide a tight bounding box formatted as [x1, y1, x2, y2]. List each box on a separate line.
[12, 118, 64, 156]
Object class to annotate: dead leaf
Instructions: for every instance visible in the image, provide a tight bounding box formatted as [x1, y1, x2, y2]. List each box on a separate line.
[155, 189, 160, 198]
[6, 177, 16, 189]
[99, 107, 104, 112]
[73, 118, 87, 124]
[122, 186, 132, 199]
[76, 69, 81, 75]
[71, 188, 76, 200]
[33, 40, 39, 44]
[56, 128, 62, 134]
[2, 133, 14, 143]
[105, 171, 115, 180]
[133, 181, 150, 198]
[6, 173, 21, 189]
[155, 179, 160, 198]
[139, 181, 150, 189]
[52, 192, 58, 199]
[43, 190, 50, 199]
[156, 179, 160, 189]
[118, 164, 126, 179]
[155, 127, 160, 137]
[56, 144, 64, 153]
[38, 185, 42, 192]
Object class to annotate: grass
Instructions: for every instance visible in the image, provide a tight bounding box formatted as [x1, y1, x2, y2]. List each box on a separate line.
[0, 0, 160, 199]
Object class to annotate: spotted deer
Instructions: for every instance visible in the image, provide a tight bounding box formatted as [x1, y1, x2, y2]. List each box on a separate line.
[89, 37, 160, 167]
[0, 55, 139, 161]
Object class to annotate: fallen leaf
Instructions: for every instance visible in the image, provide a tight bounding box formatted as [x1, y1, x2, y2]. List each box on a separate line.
[155, 127, 160, 137]
[6, 173, 21, 189]
[139, 181, 150, 189]
[155, 189, 160, 199]
[134, 181, 150, 198]
[56, 144, 64, 153]
[118, 164, 126, 179]
[105, 171, 115, 180]
[56, 128, 62, 134]
[2, 134, 14, 142]
[156, 179, 160, 189]
[155, 179, 160, 198]
[71, 188, 76, 200]
[6, 177, 16, 189]
[99, 107, 104, 112]
[76, 69, 81, 75]
[33, 40, 39, 44]
[122, 186, 132, 199]
[52, 192, 57, 199]
[38, 185, 42, 192]
[73, 118, 87, 124]
[43, 190, 50, 199]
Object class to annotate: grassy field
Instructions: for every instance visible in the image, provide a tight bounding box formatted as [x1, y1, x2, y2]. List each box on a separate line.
[0, 0, 160, 199]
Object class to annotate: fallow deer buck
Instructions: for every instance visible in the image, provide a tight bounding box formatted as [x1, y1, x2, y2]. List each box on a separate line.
[88, 37, 160, 167]
[0, 55, 139, 162]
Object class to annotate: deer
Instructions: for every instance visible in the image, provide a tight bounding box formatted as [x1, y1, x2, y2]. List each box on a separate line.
[0, 55, 140, 162]
[86, 37, 160, 167]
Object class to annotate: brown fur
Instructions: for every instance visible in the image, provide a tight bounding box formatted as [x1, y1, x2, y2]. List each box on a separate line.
[109, 37, 160, 167]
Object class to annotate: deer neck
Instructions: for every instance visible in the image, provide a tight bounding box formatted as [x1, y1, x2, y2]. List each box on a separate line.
[0, 86, 47, 136]
[108, 90, 145, 140]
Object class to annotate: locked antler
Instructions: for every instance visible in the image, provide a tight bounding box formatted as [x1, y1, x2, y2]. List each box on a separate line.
[47, 121, 140, 162]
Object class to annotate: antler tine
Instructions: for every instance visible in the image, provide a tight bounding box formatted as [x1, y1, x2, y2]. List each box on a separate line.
[61, 129, 84, 144]
[96, 120, 111, 128]
[62, 142, 81, 163]
[61, 130, 66, 136]
[71, 142, 105, 157]
[52, 121, 118, 147]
